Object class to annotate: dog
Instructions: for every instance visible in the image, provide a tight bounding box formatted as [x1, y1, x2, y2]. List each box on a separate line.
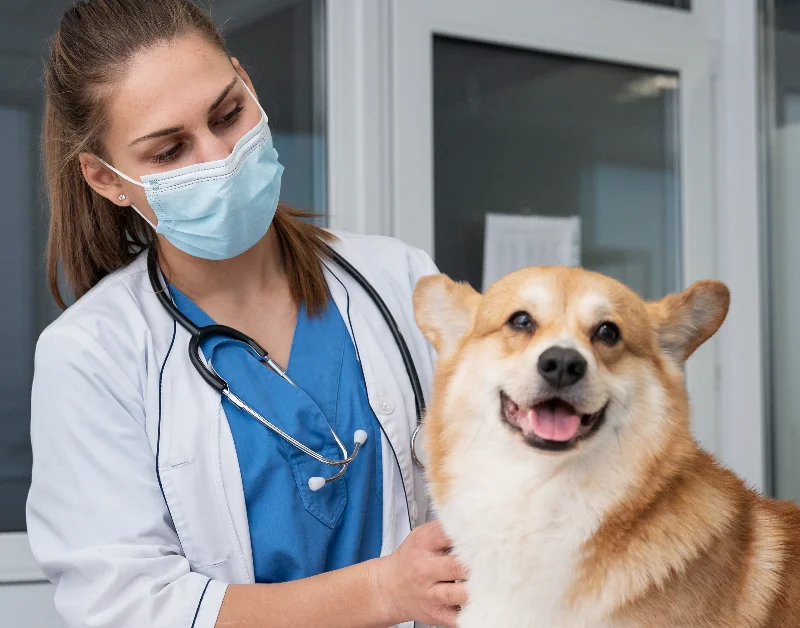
[412, 266, 800, 628]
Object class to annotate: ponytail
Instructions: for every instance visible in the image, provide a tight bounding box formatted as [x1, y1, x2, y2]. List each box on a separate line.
[43, 99, 151, 309]
[44, 0, 332, 313]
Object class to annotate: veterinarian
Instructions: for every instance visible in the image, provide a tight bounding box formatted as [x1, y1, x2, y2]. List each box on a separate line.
[26, 1, 466, 627]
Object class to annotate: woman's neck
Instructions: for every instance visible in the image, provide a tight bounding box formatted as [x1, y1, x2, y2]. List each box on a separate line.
[158, 227, 287, 309]
[158, 227, 298, 368]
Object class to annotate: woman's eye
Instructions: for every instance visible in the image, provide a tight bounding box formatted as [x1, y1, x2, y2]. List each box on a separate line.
[151, 143, 182, 165]
[593, 322, 621, 346]
[214, 104, 244, 128]
[507, 311, 535, 332]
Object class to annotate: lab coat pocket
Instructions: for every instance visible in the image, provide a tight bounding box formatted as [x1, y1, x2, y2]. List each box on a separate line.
[160, 460, 231, 568]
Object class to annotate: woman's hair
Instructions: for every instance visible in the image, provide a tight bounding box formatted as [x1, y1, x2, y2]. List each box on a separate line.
[43, 0, 332, 312]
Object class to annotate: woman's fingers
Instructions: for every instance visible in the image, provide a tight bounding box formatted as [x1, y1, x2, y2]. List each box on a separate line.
[381, 519, 468, 626]
[416, 519, 453, 553]
[430, 553, 468, 583]
[432, 582, 468, 608]
[431, 605, 461, 628]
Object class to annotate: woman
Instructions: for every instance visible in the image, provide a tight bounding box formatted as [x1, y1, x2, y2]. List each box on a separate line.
[26, 1, 467, 627]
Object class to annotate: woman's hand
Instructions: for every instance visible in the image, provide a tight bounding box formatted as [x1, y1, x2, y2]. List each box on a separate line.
[216, 520, 466, 628]
[373, 520, 468, 627]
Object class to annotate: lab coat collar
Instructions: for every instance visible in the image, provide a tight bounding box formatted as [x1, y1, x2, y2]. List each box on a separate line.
[154, 238, 423, 587]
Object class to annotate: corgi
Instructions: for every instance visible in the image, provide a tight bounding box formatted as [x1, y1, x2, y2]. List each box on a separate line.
[412, 266, 800, 628]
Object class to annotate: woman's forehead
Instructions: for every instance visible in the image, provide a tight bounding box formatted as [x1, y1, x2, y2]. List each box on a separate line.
[104, 34, 236, 146]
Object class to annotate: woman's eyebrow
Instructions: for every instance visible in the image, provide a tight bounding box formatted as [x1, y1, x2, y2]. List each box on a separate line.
[207, 76, 239, 114]
[128, 76, 240, 146]
[129, 125, 184, 146]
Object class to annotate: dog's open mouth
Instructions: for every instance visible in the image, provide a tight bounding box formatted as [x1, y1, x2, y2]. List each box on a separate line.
[500, 392, 608, 451]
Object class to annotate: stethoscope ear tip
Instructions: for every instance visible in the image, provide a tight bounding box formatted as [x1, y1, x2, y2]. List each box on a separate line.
[354, 430, 368, 445]
[308, 476, 326, 492]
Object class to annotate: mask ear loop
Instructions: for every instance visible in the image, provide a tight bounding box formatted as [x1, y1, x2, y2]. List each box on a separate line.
[128, 203, 158, 230]
[93, 156, 158, 230]
[94, 75, 267, 232]
[237, 76, 269, 123]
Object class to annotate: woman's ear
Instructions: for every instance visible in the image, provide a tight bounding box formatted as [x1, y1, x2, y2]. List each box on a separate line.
[78, 153, 127, 206]
[231, 57, 258, 100]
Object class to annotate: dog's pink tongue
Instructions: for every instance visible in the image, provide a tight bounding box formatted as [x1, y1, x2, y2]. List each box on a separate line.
[520, 405, 581, 442]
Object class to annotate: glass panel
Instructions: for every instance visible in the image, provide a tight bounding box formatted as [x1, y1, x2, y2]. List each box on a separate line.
[0, 0, 60, 532]
[0, 106, 39, 533]
[0, 0, 326, 534]
[433, 36, 681, 300]
[620, 0, 691, 9]
[761, 0, 800, 501]
[221, 0, 327, 216]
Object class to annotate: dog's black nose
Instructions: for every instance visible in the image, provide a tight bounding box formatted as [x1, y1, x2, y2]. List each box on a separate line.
[537, 347, 587, 388]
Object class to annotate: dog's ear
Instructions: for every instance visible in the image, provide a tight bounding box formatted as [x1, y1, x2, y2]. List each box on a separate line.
[413, 274, 481, 357]
[646, 280, 730, 364]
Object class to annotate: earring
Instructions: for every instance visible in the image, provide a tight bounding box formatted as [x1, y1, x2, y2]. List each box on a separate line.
[118, 194, 127, 202]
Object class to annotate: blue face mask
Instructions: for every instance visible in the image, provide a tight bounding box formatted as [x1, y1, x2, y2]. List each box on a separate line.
[98, 79, 284, 260]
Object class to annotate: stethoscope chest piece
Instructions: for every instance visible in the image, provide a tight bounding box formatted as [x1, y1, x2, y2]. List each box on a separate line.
[148, 246, 426, 489]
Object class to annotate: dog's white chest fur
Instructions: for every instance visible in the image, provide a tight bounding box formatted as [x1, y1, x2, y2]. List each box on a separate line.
[437, 448, 625, 628]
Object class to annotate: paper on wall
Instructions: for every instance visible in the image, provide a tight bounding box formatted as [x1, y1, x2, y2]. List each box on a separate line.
[482, 213, 581, 292]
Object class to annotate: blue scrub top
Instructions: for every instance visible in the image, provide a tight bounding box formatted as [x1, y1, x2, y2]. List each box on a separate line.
[170, 288, 384, 583]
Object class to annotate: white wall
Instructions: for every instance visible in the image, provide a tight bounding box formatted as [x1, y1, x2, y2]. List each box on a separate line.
[0, 584, 61, 627]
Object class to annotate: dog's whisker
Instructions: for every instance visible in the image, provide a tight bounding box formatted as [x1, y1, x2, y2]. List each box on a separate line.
[463, 406, 491, 454]
[613, 424, 623, 462]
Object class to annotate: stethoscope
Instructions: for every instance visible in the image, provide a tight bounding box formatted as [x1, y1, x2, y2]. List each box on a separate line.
[147, 246, 426, 491]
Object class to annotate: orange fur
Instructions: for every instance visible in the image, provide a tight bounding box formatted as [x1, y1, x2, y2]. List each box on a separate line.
[415, 266, 800, 628]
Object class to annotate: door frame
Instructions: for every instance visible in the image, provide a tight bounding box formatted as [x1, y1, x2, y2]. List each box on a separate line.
[711, 0, 766, 492]
[327, 0, 766, 488]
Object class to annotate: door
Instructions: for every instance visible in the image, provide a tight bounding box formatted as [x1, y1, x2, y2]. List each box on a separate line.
[390, 0, 720, 450]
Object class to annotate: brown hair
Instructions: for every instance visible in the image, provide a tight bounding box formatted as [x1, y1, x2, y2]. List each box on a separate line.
[43, 0, 332, 312]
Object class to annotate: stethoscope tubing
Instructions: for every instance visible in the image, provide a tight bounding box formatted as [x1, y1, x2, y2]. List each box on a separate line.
[222, 386, 364, 467]
[147, 244, 427, 473]
[324, 247, 427, 436]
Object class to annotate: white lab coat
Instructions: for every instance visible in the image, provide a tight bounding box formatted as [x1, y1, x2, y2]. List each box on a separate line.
[27, 232, 438, 628]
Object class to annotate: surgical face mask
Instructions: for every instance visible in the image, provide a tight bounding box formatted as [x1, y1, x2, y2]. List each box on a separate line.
[98, 79, 283, 260]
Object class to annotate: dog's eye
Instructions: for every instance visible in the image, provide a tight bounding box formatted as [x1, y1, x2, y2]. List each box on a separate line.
[593, 322, 621, 345]
[508, 311, 535, 332]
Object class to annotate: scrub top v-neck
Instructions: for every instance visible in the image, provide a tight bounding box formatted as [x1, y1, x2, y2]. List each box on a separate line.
[169, 287, 384, 583]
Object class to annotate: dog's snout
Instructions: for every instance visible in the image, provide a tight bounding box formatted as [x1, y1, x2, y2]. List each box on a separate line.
[537, 347, 587, 389]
